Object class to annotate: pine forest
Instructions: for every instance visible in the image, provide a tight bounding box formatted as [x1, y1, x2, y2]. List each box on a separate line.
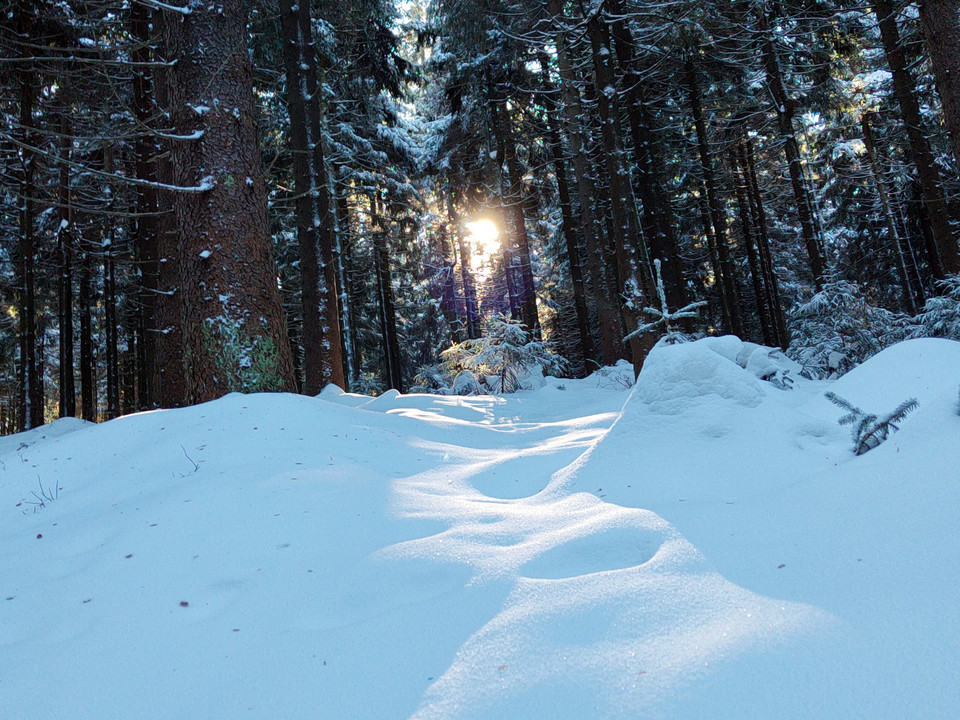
[4, 0, 960, 430]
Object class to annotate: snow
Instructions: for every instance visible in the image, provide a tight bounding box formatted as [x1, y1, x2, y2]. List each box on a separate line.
[2, 337, 959, 719]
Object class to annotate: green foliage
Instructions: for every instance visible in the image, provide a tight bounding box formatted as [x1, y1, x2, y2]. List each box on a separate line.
[434, 316, 568, 394]
[825, 391, 918, 455]
[201, 322, 285, 394]
[352, 371, 387, 397]
[788, 281, 906, 378]
[907, 276, 960, 340]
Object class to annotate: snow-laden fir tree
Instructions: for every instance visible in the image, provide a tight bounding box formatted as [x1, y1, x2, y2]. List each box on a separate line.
[788, 281, 906, 378]
[435, 315, 567, 394]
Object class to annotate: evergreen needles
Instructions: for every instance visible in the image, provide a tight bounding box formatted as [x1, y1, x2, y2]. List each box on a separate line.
[825, 391, 919, 455]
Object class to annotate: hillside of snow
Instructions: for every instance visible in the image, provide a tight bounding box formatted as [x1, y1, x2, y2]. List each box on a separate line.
[1, 337, 958, 719]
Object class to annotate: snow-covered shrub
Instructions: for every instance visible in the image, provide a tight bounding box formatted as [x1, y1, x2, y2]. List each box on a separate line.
[351, 371, 386, 397]
[451, 370, 482, 396]
[825, 391, 918, 455]
[906, 275, 960, 340]
[410, 364, 449, 394]
[788, 281, 906, 378]
[439, 316, 568, 394]
[588, 360, 635, 390]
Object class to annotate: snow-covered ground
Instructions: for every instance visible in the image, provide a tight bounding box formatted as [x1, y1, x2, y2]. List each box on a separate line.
[2, 337, 958, 719]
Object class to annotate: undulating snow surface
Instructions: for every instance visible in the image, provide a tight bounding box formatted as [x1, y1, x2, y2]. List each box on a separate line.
[2, 338, 958, 719]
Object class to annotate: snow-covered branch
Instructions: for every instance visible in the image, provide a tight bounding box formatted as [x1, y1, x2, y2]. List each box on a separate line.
[133, 0, 193, 16]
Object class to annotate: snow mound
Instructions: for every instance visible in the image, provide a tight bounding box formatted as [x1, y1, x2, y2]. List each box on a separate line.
[0, 416, 95, 456]
[317, 383, 370, 407]
[2, 339, 958, 719]
[584, 358, 635, 390]
[801, 337, 960, 421]
[634, 338, 766, 411]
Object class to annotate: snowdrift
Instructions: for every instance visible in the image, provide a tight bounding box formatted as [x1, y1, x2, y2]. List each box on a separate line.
[1, 337, 958, 719]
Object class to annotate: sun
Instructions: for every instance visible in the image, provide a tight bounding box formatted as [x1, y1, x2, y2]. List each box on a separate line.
[465, 219, 500, 261]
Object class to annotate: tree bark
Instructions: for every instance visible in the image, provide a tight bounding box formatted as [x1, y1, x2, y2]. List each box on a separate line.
[16, 5, 43, 429]
[103, 149, 120, 420]
[371, 194, 404, 391]
[335, 188, 359, 386]
[537, 52, 595, 371]
[608, 0, 688, 312]
[57, 115, 76, 418]
[78, 229, 96, 422]
[161, 0, 296, 405]
[870, 0, 959, 278]
[130, 1, 159, 409]
[448, 188, 482, 340]
[730, 147, 774, 345]
[862, 113, 921, 313]
[586, 10, 654, 373]
[492, 92, 540, 335]
[437, 204, 464, 344]
[758, 16, 828, 288]
[919, 0, 960, 175]
[743, 139, 789, 349]
[686, 57, 744, 337]
[152, 10, 187, 407]
[280, 0, 345, 394]
[543, 0, 624, 364]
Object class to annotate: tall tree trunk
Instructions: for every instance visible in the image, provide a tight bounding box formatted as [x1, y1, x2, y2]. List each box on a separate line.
[686, 57, 744, 337]
[870, 0, 959, 278]
[371, 194, 404, 391]
[919, 0, 960, 176]
[161, 0, 295, 404]
[730, 147, 774, 345]
[608, 0, 688, 311]
[862, 114, 921, 313]
[103, 234, 120, 419]
[16, 5, 42, 429]
[78, 230, 96, 422]
[537, 52, 595, 371]
[758, 17, 827, 288]
[130, 1, 158, 409]
[152, 11, 187, 407]
[58, 115, 76, 418]
[544, 0, 624, 364]
[743, 139, 788, 348]
[492, 92, 540, 335]
[335, 189, 359, 386]
[485, 92, 521, 322]
[280, 0, 344, 393]
[121, 331, 137, 415]
[697, 182, 729, 328]
[448, 189, 481, 340]
[19, 104, 41, 427]
[586, 11, 654, 373]
[103, 149, 120, 420]
[438, 209, 464, 344]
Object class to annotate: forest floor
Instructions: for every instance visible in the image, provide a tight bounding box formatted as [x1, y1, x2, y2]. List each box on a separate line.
[1, 337, 958, 719]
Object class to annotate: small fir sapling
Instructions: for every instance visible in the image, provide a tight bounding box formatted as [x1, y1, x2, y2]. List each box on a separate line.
[438, 316, 567, 394]
[624, 259, 706, 345]
[824, 391, 918, 455]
